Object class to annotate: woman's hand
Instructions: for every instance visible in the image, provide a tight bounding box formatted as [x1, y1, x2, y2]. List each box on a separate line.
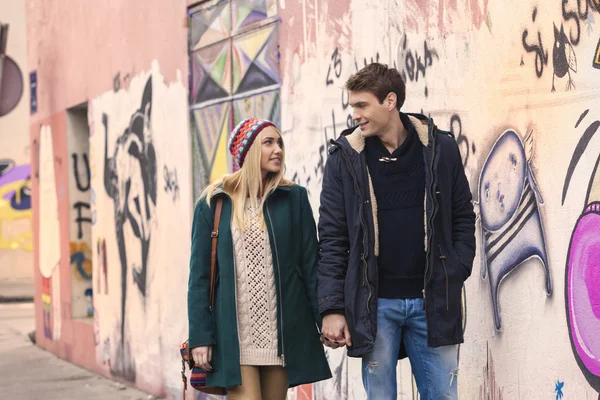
[191, 346, 213, 371]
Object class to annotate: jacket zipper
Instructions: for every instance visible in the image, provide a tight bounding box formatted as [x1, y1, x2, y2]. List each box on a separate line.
[335, 143, 373, 314]
[423, 124, 437, 311]
[438, 245, 449, 311]
[265, 201, 286, 366]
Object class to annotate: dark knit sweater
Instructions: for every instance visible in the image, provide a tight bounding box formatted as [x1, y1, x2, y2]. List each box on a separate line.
[365, 114, 426, 299]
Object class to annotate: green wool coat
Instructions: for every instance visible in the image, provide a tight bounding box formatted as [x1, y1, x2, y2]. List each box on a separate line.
[187, 184, 332, 388]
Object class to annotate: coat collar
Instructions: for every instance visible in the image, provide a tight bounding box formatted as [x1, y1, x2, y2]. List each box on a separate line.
[343, 113, 432, 154]
[209, 183, 292, 200]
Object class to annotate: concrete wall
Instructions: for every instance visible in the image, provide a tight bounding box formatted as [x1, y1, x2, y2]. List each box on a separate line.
[0, 0, 32, 281]
[279, 0, 600, 398]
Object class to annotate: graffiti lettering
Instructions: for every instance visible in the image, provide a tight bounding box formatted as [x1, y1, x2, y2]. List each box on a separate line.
[73, 201, 92, 240]
[325, 48, 342, 86]
[397, 35, 439, 97]
[522, 8, 549, 78]
[561, 0, 590, 47]
[361, 53, 380, 69]
[521, 1, 598, 90]
[163, 165, 180, 201]
[450, 114, 476, 168]
[72, 153, 91, 192]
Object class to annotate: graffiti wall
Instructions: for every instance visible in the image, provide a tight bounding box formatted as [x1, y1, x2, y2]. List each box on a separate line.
[67, 108, 93, 319]
[0, 159, 32, 253]
[276, 0, 600, 398]
[89, 60, 192, 395]
[0, 0, 32, 281]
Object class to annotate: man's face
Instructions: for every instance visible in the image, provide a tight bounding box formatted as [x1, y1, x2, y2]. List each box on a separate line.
[349, 91, 393, 137]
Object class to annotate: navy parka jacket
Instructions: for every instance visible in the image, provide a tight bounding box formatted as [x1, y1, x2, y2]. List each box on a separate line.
[317, 113, 476, 359]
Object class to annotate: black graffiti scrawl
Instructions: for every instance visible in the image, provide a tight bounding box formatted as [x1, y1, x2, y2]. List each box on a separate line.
[552, 23, 577, 92]
[102, 76, 157, 381]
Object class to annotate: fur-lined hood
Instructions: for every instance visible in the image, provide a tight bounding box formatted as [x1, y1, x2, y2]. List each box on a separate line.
[336, 113, 433, 154]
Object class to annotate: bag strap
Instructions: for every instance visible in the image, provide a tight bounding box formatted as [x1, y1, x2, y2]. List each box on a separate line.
[209, 196, 223, 311]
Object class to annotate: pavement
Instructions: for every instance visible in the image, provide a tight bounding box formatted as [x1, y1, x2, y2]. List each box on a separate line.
[0, 301, 156, 400]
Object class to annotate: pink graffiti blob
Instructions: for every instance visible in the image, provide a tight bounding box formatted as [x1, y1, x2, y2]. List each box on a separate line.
[567, 202, 600, 387]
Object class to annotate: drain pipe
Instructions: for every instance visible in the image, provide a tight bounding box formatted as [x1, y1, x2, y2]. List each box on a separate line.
[0, 23, 9, 96]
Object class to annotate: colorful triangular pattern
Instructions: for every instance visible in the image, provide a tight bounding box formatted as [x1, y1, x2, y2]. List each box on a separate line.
[210, 119, 231, 182]
[190, 0, 230, 51]
[193, 102, 230, 160]
[232, 25, 280, 94]
[231, 0, 268, 31]
[192, 41, 232, 102]
[232, 90, 280, 126]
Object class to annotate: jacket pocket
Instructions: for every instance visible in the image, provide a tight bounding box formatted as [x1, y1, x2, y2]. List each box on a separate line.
[449, 247, 470, 281]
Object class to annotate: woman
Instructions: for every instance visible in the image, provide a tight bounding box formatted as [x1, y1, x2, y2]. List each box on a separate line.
[187, 117, 331, 399]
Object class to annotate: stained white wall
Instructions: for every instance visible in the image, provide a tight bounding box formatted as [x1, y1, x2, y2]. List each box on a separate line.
[89, 60, 192, 396]
[279, 0, 600, 398]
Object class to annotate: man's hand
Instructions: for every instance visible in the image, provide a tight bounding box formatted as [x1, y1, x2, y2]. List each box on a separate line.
[191, 346, 213, 371]
[321, 314, 352, 349]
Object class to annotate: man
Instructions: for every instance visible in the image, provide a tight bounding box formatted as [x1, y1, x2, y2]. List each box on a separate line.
[317, 63, 475, 400]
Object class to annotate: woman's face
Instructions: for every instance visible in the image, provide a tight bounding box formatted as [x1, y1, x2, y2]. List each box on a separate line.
[260, 127, 283, 178]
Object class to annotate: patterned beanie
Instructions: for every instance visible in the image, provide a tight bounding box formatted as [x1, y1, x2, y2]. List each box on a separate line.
[228, 117, 276, 167]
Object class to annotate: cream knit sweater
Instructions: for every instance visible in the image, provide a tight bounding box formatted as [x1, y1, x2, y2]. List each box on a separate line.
[231, 200, 283, 366]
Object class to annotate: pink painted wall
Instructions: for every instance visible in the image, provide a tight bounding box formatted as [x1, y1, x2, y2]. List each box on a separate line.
[31, 112, 98, 372]
[27, 1, 191, 397]
[26, 0, 189, 121]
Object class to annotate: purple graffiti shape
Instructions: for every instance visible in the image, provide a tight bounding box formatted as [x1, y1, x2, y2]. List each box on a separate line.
[566, 202, 600, 391]
[0, 164, 31, 210]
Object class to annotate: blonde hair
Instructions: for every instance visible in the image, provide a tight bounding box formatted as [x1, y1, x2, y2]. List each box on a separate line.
[202, 127, 292, 230]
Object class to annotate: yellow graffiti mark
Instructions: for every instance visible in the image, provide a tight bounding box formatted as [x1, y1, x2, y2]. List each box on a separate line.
[594, 39, 600, 69]
[70, 241, 93, 281]
[0, 180, 33, 251]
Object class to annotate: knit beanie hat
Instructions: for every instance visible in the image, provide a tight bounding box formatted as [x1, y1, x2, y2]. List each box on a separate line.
[228, 117, 276, 167]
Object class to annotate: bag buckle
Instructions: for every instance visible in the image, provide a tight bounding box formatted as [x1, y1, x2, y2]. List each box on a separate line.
[211, 230, 219, 238]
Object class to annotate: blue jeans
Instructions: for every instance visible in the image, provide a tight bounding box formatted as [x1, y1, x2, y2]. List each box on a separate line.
[362, 298, 458, 400]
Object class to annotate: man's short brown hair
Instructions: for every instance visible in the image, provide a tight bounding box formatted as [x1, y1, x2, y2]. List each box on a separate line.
[345, 63, 406, 110]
